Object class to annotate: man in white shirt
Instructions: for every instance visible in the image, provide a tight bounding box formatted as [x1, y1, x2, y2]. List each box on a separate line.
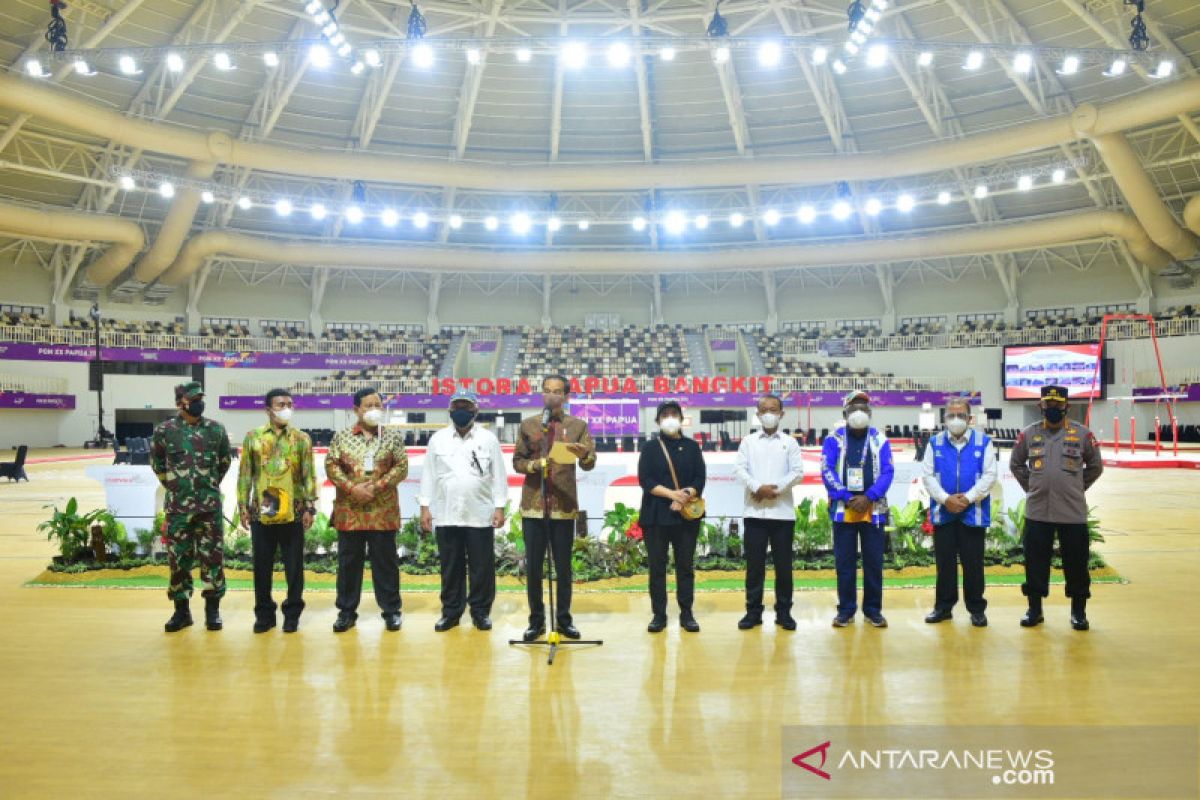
[419, 390, 508, 632]
[732, 394, 806, 631]
[921, 397, 998, 628]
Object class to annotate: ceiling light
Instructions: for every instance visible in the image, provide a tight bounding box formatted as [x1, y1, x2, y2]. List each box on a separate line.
[811, 47, 828, 65]
[322, 22, 338, 37]
[844, 42, 860, 56]
[607, 42, 631, 68]
[577, 219, 590, 230]
[547, 216, 562, 232]
[866, 44, 888, 68]
[263, 52, 279, 68]
[1013, 52, 1033, 74]
[484, 215, 499, 231]
[350, 61, 365, 75]
[510, 212, 532, 235]
[380, 208, 399, 226]
[1103, 58, 1127, 77]
[73, 59, 93, 76]
[1057, 55, 1079, 75]
[758, 42, 782, 68]
[213, 52, 234, 71]
[963, 51, 984, 70]
[832, 59, 847, 75]
[664, 211, 687, 235]
[309, 45, 331, 69]
[364, 49, 382, 68]
[237, 196, 253, 210]
[200, 191, 215, 204]
[345, 205, 364, 224]
[466, 48, 481, 65]
[305, 1, 323, 14]
[763, 208, 781, 226]
[118, 176, 135, 191]
[412, 43, 435, 69]
[310, 203, 327, 221]
[713, 46, 730, 64]
[448, 214, 463, 229]
[631, 216, 647, 232]
[1052, 168, 1066, 184]
[1017, 175, 1033, 191]
[659, 47, 676, 62]
[797, 205, 816, 224]
[119, 55, 140, 75]
[937, 191, 951, 205]
[413, 211, 430, 229]
[329, 33, 346, 48]
[25, 60, 45, 77]
[864, 197, 882, 216]
[974, 184, 989, 199]
[917, 51, 933, 67]
[159, 182, 175, 199]
[516, 48, 532, 63]
[275, 198, 293, 216]
[561, 42, 587, 70]
[1155, 60, 1175, 79]
[896, 193, 915, 212]
[693, 214, 709, 230]
[831, 200, 852, 220]
[729, 212, 745, 228]
[165, 53, 184, 72]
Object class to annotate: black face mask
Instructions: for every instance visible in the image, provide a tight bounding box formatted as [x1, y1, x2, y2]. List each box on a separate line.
[450, 409, 476, 428]
[1043, 406, 1066, 424]
[187, 399, 205, 418]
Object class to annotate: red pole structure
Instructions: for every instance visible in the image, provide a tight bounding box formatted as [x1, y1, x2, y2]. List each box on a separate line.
[1113, 399, 1120, 454]
[1154, 402, 1162, 457]
[1130, 414, 1136, 454]
[1170, 405, 1180, 456]
[1146, 316, 1180, 456]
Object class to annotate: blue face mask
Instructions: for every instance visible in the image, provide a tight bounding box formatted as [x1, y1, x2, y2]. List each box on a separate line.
[450, 408, 476, 428]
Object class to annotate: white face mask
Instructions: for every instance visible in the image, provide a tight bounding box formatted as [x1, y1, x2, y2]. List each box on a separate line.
[758, 412, 781, 430]
[272, 407, 293, 424]
[659, 417, 682, 435]
[846, 410, 871, 430]
[362, 408, 384, 427]
[946, 417, 969, 436]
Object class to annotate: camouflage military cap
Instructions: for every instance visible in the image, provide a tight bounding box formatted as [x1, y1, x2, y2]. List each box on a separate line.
[180, 381, 205, 399]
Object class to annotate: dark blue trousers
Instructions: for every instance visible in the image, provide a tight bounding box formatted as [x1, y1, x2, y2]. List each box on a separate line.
[833, 521, 885, 618]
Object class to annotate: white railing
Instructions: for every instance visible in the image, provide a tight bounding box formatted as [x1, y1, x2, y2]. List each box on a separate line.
[0, 372, 69, 394]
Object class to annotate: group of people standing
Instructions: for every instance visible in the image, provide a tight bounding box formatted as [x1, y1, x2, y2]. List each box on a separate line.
[149, 376, 1103, 637]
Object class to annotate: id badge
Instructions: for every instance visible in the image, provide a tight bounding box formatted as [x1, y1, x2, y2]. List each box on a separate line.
[847, 467, 865, 492]
[363, 454, 375, 474]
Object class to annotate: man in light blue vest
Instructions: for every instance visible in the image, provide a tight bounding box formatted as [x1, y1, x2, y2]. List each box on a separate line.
[921, 397, 997, 627]
[821, 390, 894, 629]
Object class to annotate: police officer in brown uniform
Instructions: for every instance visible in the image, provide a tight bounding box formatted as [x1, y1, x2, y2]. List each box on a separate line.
[1009, 385, 1104, 631]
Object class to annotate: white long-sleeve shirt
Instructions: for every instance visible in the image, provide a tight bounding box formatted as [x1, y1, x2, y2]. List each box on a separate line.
[418, 425, 508, 529]
[920, 430, 998, 504]
[732, 429, 805, 520]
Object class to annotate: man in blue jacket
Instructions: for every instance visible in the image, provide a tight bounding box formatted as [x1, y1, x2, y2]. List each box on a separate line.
[921, 397, 997, 628]
[821, 390, 894, 629]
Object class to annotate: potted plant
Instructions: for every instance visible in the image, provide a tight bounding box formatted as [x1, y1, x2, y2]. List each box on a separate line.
[38, 498, 112, 563]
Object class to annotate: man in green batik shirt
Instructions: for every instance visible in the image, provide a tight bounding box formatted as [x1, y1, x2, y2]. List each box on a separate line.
[150, 381, 233, 634]
[237, 387, 318, 634]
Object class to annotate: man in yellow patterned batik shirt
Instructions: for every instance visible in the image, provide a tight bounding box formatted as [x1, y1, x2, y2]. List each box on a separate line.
[238, 388, 317, 634]
[325, 387, 409, 633]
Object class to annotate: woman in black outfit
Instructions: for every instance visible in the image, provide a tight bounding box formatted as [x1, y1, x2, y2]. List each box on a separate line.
[638, 401, 707, 633]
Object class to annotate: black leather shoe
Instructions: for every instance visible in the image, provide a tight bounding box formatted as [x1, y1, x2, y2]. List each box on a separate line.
[253, 619, 276, 634]
[164, 599, 192, 633]
[866, 615, 889, 628]
[1071, 613, 1090, 631]
[557, 623, 581, 640]
[282, 618, 299, 633]
[775, 614, 797, 631]
[1020, 609, 1044, 627]
[925, 609, 953, 624]
[522, 623, 546, 642]
[384, 612, 403, 631]
[434, 616, 460, 632]
[680, 615, 701, 633]
[471, 615, 492, 631]
[737, 613, 763, 630]
[332, 614, 356, 633]
[970, 613, 988, 627]
[204, 598, 222, 631]
[831, 614, 854, 628]
[647, 615, 667, 633]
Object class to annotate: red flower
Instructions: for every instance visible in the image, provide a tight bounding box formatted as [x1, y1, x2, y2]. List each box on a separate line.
[625, 522, 644, 542]
[921, 511, 934, 536]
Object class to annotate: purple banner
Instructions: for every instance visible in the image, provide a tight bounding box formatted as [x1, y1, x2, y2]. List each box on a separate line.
[220, 389, 977, 411]
[710, 339, 737, 351]
[570, 399, 641, 436]
[0, 342, 416, 369]
[469, 341, 498, 353]
[0, 391, 75, 409]
[1133, 384, 1200, 403]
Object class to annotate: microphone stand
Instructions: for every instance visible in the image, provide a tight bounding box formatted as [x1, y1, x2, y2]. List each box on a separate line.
[509, 410, 603, 665]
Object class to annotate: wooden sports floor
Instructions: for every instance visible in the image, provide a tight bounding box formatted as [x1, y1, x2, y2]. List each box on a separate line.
[1, 449, 1197, 798]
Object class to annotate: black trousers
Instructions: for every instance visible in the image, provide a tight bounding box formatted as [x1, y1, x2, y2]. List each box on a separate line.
[524, 517, 575, 627]
[645, 522, 700, 618]
[1022, 519, 1091, 602]
[932, 520, 987, 614]
[436, 526, 496, 620]
[743, 517, 794, 615]
[335, 530, 402, 618]
[251, 520, 305, 623]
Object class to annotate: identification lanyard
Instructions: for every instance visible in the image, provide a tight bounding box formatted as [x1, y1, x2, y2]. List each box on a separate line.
[845, 439, 868, 493]
[362, 433, 382, 474]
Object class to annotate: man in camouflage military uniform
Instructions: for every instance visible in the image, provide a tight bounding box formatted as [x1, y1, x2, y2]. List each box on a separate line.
[150, 381, 232, 633]
[1010, 384, 1104, 631]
